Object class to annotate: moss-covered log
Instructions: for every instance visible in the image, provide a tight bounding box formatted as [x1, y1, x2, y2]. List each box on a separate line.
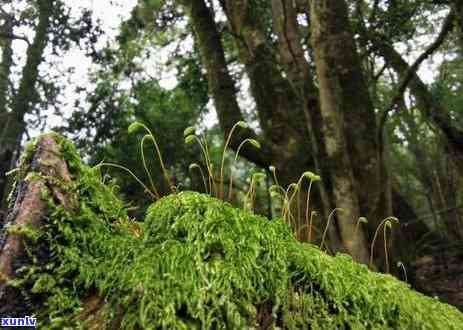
[0, 133, 462, 329]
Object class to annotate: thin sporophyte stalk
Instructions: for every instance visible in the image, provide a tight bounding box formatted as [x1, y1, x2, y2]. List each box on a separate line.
[128, 121, 174, 194]
[188, 163, 209, 194]
[93, 162, 159, 200]
[369, 216, 399, 271]
[397, 261, 408, 282]
[185, 132, 215, 196]
[219, 121, 248, 200]
[308, 210, 317, 242]
[282, 183, 298, 227]
[228, 138, 261, 201]
[354, 217, 368, 238]
[320, 208, 345, 251]
[244, 172, 266, 212]
[383, 221, 394, 273]
[140, 134, 160, 200]
[303, 173, 321, 241]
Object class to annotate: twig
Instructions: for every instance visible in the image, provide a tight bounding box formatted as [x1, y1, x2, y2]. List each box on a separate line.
[378, 9, 455, 138]
[0, 32, 30, 46]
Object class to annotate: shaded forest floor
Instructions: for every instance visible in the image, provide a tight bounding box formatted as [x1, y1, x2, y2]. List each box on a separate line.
[412, 243, 463, 311]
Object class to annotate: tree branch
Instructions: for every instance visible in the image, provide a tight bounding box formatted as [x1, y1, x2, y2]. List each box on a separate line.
[378, 9, 455, 138]
[0, 32, 30, 46]
[369, 0, 380, 24]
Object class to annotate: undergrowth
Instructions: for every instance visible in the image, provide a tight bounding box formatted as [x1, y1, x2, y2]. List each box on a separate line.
[9, 133, 463, 329]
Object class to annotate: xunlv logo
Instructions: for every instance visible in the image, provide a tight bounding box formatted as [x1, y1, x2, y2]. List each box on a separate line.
[1, 316, 37, 327]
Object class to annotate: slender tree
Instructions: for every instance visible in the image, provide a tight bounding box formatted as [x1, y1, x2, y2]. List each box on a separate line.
[309, 0, 376, 263]
[0, 0, 53, 209]
[0, 12, 14, 213]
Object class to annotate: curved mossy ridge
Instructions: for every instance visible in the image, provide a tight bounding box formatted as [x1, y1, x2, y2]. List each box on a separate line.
[9, 134, 463, 329]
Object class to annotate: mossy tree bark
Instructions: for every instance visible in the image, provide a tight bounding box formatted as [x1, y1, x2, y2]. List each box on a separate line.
[309, 0, 373, 263]
[0, 135, 75, 316]
[1, 134, 462, 326]
[0, 0, 52, 211]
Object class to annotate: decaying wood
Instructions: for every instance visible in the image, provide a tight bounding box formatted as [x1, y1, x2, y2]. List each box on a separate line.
[0, 135, 73, 315]
[0, 134, 121, 325]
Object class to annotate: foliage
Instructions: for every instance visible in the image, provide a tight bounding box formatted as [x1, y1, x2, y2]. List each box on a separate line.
[69, 79, 202, 213]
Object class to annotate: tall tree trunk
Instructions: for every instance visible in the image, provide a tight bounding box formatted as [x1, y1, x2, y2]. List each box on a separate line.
[310, 0, 371, 263]
[269, 0, 342, 249]
[220, 0, 311, 182]
[453, 0, 463, 53]
[0, 0, 52, 209]
[178, 0, 271, 168]
[0, 15, 13, 114]
[0, 15, 14, 219]
[183, 0, 345, 250]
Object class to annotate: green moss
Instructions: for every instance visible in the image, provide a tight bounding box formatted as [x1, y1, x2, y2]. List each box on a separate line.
[5, 223, 42, 243]
[12, 135, 463, 329]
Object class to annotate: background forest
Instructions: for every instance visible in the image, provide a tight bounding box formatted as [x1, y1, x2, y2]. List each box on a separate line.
[1, 0, 463, 311]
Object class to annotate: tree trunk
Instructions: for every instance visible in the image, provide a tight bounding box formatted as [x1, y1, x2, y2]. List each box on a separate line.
[0, 15, 14, 220]
[0, 14, 13, 114]
[220, 0, 311, 179]
[0, 134, 75, 316]
[310, 0, 371, 264]
[453, 0, 463, 53]
[269, 0, 342, 249]
[181, 0, 346, 250]
[0, 0, 52, 210]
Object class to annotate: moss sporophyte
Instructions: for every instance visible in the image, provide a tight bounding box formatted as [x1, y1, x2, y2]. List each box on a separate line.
[7, 134, 463, 329]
